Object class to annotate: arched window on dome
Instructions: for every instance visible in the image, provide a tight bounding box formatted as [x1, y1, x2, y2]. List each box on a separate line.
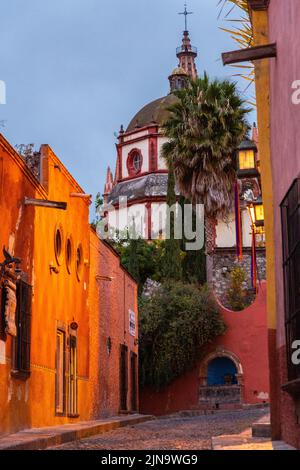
[127, 149, 143, 177]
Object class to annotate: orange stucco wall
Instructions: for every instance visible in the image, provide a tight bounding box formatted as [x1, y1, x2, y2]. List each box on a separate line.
[0, 133, 138, 436]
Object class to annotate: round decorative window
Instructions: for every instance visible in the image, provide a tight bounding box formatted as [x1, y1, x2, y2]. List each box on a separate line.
[127, 149, 143, 176]
[66, 238, 73, 274]
[132, 153, 142, 172]
[76, 244, 83, 281]
[54, 227, 63, 265]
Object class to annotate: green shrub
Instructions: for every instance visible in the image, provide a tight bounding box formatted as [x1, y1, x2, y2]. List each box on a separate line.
[226, 266, 251, 311]
[139, 282, 226, 390]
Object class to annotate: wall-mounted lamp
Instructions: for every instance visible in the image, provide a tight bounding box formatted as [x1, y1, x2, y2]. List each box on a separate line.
[0, 248, 22, 279]
[49, 262, 59, 274]
[248, 202, 265, 227]
[237, 140, 258, 177]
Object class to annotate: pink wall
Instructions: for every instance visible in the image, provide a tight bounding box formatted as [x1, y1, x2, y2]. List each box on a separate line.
[140, 282, 269, 416]
[268, 0, 300, 347]
[266, 0, 300, 447]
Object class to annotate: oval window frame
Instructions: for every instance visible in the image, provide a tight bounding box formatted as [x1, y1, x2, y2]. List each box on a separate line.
[54, 225, 64, 266]
[65, 236, 73, 274]
[76, 243, 84, 281]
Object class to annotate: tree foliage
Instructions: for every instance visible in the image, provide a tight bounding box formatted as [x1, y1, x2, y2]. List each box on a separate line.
[226, 265, 251, 311]
[218, 0, 255, 94]
[162, 74, 249, 220]
[162, 163, 183, 281]
[114, 238, 165, 288]
[139, 282, 226, 390]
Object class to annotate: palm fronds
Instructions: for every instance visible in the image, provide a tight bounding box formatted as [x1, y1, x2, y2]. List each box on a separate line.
[218, 0, 255, 101]
[162, 75, 250, 220]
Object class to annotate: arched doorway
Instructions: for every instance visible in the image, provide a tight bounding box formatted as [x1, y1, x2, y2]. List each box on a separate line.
[207, 357, 238, 386]
[199, 350, 243, 408]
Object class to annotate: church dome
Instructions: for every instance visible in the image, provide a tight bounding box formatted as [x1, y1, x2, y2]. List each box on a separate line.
[126, 94, 178, 132]
[170, 67, 188, 76]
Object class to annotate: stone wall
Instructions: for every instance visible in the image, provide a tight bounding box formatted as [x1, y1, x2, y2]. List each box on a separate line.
[212, 248, 266, 308]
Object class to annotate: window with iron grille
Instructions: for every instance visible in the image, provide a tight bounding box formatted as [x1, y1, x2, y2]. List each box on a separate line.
[68, 334, 78, 417]
[11, 279, 32, 380]
[55, 329, 66, 415]
[281, 178, 300, 382]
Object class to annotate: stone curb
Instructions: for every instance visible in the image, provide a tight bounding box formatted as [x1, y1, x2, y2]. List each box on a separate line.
[0, 414, 154, 451]
[212, 434, 296, 451]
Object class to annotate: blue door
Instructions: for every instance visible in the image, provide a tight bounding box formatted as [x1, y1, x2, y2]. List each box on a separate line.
[207, 357, 238, 386]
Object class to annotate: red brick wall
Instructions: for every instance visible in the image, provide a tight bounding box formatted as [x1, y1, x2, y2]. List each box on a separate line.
[141, 282, 269, 416]
[89, 230, 139, 418]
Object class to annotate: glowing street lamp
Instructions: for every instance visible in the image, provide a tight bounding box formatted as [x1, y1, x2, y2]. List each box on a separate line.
[247, 204, 258, 291]
[237, 140, 258, 177]
[249, 204, 256, 226]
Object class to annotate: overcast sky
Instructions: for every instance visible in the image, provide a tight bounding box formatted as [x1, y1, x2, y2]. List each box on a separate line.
[0, 0, 255, 211]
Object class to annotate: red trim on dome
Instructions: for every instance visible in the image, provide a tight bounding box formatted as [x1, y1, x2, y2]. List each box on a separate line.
[145, 202, 152, 240]
[120, 124, 158, 139]
[118, 131, 161, 148]
[116, 144, 123, 181]
[149, 136, 158, 172]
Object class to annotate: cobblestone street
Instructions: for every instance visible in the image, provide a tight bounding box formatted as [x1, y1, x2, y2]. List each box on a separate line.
[50, 409, 269, 450]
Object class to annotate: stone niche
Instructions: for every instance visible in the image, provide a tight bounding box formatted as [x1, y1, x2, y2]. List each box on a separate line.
[212, 247, 266, 308]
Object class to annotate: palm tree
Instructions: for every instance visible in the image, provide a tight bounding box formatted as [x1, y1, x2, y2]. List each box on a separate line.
[162, 74, 249, 278]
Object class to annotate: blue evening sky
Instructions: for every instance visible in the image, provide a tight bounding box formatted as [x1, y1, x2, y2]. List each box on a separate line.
[0, 0, 255, 211]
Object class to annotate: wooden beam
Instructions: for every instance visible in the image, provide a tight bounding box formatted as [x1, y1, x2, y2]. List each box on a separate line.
[24, 197, 67, 210]
[247, 0, 270, 11]
[222, 43, 277, 65]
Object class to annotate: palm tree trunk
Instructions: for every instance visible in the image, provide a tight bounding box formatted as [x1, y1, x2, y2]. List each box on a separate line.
[205, 217, 217, 284]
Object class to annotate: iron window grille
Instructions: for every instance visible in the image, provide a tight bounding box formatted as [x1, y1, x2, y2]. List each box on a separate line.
[11, 279, 32, 380]
[281, 177, 300, 382]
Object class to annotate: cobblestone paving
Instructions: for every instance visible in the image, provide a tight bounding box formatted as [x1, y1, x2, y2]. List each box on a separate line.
[51, 409, 269, 450]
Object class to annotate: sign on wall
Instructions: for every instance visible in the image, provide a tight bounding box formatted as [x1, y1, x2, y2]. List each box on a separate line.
[129, 310, 136, 337]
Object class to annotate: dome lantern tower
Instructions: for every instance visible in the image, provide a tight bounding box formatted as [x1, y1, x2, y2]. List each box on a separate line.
[177, 3, 198, 79]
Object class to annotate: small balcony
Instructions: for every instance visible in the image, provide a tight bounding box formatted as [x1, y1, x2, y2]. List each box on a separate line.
[176, 46, 197, 55]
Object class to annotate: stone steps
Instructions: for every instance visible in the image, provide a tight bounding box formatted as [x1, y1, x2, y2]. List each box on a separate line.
[252, 413, 271, 438]
[212, 431, 296, 451]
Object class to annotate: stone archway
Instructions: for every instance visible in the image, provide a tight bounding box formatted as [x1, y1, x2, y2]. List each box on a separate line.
[198, 349, 244, 407]
[199, 349, 243, 386]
